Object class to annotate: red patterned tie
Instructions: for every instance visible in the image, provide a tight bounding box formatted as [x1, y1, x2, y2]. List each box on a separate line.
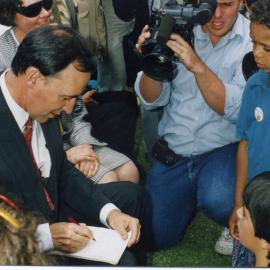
[23, 117, 55, 211]
[23, 117, 41, 177]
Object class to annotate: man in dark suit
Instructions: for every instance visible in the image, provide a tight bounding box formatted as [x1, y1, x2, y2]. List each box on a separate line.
[0, 24, 143, 265]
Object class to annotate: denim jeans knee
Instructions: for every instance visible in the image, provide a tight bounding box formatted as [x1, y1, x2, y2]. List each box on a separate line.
[144, 160, 196, 250]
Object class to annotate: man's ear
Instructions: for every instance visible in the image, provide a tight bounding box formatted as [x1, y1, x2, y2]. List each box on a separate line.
[25, 67, 43, 87]
[260, 239, 270, 251]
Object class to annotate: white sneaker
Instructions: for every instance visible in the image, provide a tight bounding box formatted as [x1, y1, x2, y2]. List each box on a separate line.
[214, 228, 233, 255]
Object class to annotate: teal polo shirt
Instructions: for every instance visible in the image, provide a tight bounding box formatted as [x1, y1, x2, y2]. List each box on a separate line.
[237, 69, 270, 180]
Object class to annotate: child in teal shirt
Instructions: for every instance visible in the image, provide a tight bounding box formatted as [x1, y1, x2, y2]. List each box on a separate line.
[229, 0, 270, 266]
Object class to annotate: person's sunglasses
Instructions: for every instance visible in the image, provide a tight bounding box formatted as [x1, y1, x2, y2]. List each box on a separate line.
[17, 0, 53, 18]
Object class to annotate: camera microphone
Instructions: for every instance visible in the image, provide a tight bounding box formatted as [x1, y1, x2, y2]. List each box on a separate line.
[156, 15, 175, 44]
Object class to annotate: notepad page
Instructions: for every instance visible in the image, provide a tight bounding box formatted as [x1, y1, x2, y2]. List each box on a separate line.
[65, 226, 131, 265]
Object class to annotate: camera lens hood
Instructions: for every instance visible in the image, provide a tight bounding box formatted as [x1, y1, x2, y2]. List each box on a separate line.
[141, 42, 176, 81]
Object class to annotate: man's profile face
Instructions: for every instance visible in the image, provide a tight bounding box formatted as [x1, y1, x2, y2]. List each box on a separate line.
[26, 63, 91, 123]
[250, 22, 270, 73]
[202, 0, 242, 45]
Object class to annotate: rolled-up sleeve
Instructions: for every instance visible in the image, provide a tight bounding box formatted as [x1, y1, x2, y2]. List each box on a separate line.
[134, 71, 171, 110]
[223, 65, 247, 123]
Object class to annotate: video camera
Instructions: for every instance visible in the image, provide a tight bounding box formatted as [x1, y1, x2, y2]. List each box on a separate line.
[141, 0, 217, 81]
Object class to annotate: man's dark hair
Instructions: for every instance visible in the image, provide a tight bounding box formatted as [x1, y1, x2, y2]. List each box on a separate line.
[243, 172, 270, 242]
[11, 24, 96, 76]
[0, 0, 21, 26]
[250, 0, 270, 29]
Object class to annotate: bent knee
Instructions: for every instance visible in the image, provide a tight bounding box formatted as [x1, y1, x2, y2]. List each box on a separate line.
[116, 161, 139, 183]
[97, 171, 119, 184]
[199, 196, 233, 225]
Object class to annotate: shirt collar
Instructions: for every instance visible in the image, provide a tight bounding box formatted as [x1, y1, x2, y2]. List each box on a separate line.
[228, 13, 249, 41]
[194, 13, 248, 42]
[0, 70, 29, 131]
[250, 69, 270, 88]
[10, 28, 20, 46]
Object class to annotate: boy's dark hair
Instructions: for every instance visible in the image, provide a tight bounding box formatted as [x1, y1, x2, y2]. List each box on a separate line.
[250, 0, 270, 29]
[11, 24, 96, 76]
[243, 172, 270, 242]
[0, 0, 21, 26]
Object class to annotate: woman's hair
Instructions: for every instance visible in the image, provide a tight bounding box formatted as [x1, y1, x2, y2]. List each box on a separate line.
[0, 189, 57, 265]
[0, 0, 22, 26]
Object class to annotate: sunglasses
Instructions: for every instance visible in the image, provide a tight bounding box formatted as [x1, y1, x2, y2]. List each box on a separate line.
[17, 0, 53, 18]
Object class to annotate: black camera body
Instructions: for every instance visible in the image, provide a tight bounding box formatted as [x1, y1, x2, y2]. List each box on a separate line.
[141, 0, 217, 81]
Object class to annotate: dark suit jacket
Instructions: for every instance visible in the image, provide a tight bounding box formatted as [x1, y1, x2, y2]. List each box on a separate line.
[0, 88, 110, 222]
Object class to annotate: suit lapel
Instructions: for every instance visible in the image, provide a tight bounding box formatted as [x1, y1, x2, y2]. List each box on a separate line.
[0, 88, 38, 180]
[41, 119, 61, 209]
[0, 88, 54, 219]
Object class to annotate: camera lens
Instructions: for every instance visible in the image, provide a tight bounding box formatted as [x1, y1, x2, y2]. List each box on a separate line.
[157, 55, 168, 63]
[141, 43, 176, 81]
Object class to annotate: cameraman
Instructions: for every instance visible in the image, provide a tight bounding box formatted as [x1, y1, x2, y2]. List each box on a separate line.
[135, 0, 252, 250]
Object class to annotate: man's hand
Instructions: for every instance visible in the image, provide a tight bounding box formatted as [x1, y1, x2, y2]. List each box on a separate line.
[50, 222, 94, 253]
[229, 207, 241, 240]
[166, 33, 204, 74]
[75, 156, 100, 178]
[66, 144, 95, 164]
[107, 210, 141, 248]
[136, 25, 151, 53]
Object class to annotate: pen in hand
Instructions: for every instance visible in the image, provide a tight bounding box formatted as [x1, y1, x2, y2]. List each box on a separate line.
[68, 216, 96, 241]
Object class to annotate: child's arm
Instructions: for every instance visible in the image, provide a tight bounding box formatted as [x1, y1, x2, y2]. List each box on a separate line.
[229, 139, 248, 239]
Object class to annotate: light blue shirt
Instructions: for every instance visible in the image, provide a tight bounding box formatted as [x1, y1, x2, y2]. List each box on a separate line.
[135, 13, 252, 156]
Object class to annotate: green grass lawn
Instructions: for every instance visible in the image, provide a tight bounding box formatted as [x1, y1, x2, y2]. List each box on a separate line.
[148, 212, 231, 266]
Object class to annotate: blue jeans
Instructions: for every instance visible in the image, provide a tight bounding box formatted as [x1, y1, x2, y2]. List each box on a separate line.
[144, 143, 237, 250]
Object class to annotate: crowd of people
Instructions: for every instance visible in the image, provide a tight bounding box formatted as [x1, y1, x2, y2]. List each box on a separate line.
[0, 0, 270, 267]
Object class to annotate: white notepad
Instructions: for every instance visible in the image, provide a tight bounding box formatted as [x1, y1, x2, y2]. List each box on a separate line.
[51, 226, 131, 265]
